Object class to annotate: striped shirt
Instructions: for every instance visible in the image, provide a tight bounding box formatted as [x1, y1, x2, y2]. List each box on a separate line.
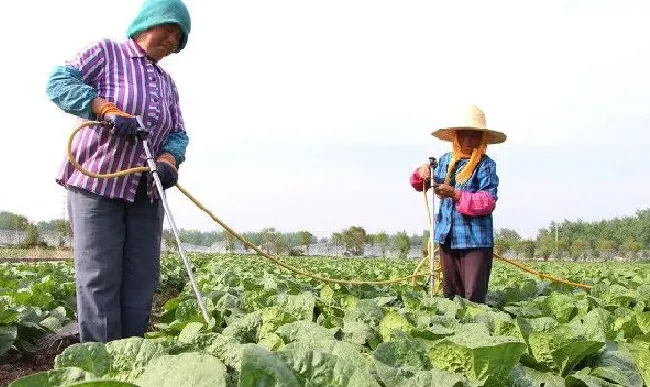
[432, 152, 499, 249]
[50, 38, 187, 202]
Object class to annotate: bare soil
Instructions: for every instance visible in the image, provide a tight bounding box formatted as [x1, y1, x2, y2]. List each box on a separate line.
[0, 334, 79, 387]
[0, 286, 182, 386]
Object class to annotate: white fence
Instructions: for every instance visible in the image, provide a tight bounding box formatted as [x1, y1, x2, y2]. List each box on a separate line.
[0, 230, 72, 248]
[162, 240, 425, 259]
[3, 229, 648, 261]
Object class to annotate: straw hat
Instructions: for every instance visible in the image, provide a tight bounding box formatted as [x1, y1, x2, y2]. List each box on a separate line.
[431, 104, 506, 145]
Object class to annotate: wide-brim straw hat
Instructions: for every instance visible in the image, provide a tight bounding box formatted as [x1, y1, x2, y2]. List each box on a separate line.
[431, 104, 506, 145]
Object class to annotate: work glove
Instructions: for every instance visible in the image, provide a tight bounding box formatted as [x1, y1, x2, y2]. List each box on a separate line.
[98, 102, 140, 137]
[155, 153, 178, 189]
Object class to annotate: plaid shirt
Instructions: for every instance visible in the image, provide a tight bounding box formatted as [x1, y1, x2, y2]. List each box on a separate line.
[433, 152, 499, 249]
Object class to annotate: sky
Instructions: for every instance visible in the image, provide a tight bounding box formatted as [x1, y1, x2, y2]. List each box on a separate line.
[1, 0, 649, 239]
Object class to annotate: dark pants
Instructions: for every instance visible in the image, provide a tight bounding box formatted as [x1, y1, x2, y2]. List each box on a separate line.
[67, 176, 164, 343]
[439, 238, 493, 303]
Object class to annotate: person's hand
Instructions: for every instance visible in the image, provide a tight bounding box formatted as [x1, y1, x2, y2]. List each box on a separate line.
[155, 153, 178, 189]
[108, 116, 140, 137]
[434, 184, 460, 201]
[97, 101, 139, 137]
[417, 163, 431, 180]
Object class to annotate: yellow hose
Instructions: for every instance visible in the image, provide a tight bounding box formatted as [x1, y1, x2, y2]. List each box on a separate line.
[67, 120, 591, 290]
[416, 171, 592, 290]
[67, 121, 430, 286]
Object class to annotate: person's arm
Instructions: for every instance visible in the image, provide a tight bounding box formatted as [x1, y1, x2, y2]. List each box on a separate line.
[159, 78, 189, 167]
[454, 159, 499, 216]
[45, 41, 108, 119]
[410, 168, 429, 191]
[410, 159, 444, 192]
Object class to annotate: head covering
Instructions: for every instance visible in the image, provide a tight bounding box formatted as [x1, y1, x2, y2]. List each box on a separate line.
[431, 104, 506, 145]
[444, 132, 488, 186]
[127, 0, 191, 53]
[432, 104, 505, 185]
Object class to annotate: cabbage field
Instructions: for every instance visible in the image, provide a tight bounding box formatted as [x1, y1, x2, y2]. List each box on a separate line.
[1, 253, 649, 386]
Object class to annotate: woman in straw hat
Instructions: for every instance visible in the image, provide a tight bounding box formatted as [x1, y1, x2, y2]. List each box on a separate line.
[410, 104, 506, 304]
[45, 0, 191, 342]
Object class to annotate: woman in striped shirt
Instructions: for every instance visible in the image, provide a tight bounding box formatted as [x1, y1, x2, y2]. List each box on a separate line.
[410, 105, 505, 304]
[45, 0, 191, 343]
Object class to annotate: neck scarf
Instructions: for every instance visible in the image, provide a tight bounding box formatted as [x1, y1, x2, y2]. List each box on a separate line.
[444, 132, 488, 186]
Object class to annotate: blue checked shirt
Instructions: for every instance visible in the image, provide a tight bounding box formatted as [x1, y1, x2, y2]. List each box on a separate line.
[433, 152, 499, 249]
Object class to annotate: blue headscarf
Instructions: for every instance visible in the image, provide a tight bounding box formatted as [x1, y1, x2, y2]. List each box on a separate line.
[126, 0, 191, 53]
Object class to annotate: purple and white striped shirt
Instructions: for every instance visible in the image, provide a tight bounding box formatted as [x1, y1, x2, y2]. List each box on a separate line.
[56, 38, 185, 202]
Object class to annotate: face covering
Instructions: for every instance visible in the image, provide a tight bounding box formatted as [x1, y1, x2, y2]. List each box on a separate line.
[444, 131, 488, 186]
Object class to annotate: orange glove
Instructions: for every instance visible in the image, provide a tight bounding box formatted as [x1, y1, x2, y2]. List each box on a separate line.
[156, 153, 177, 169]
[98, 101, 133, 119]
[94, 101, 139, 136]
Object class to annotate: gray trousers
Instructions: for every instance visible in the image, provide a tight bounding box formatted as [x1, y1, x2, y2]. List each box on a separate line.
[67, 177, 164, 343]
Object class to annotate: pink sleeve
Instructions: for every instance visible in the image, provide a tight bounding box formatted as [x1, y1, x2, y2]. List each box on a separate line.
[410, 168, 429, 192]
[456, 190, 496, 216]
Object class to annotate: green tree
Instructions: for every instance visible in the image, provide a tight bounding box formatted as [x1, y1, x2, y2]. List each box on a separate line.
[409, 233, 422, 247]
[494, 228, 521, 256]
[341, 226, 367, 256]
[557, 238, 570, 255]
[517, 239, 536, 259]
[621, 238, 642, 260]
[374, 232, 389, 258]
[635, 209, 650, 247]
[421, 230, 431, 257]
[178, 229, 221, 246]
[331, 232, 343, 257]
[163, 230, 177, 252]
[366, 233, 375, 247]
[494, 238, 508, 257]
[597, 239, 615, 251]
[570, 239, 587, 261]
[21, 223, 40, 248]
[241, 231, 262, 246]
[224, 232, 236, 253]
[393, 231, 410, 259]
[496, 228, 521, 241]
[260, 227, 285, 255]
[53, 219, 70, 235]
[537, 235, 555, 261]
[53, 218, 71, 248]
[275, 235, 290, 255]
[533, 209, 650, 259]
[37, 220, 57, 233]
[0, 212, 29, 231]
[296, 231, 313, 254]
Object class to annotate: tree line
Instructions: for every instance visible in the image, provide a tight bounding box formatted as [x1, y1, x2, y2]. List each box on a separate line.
[0, 211, 71, 248]
[2, 208, 649, 259]
[163, 226, 422, 258]
[494, 209, 650, 260]
[162, 227, 427, 248]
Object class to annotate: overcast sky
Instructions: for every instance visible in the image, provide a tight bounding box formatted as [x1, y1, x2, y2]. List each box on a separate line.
[1, 0, 648, 239]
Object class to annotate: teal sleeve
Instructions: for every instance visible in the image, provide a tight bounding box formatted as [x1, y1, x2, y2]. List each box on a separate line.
[161, 76, 189, 166]
[161, 130, 189, 166]
[45, 66, 99, 120]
